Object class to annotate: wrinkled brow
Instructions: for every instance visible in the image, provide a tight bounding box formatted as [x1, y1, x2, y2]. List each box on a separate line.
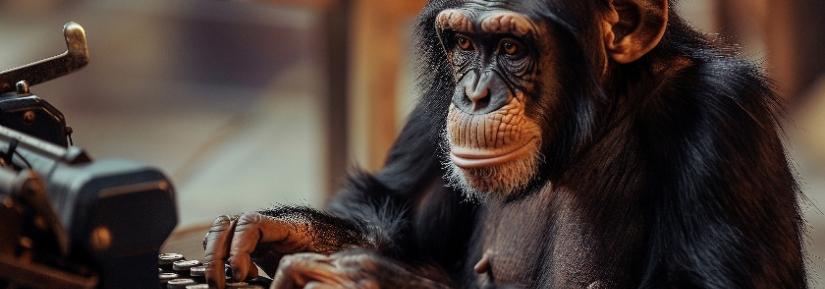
[435, 9, 536, 37]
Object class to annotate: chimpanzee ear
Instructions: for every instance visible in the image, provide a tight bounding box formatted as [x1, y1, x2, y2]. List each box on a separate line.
[601, 0, 668, 64]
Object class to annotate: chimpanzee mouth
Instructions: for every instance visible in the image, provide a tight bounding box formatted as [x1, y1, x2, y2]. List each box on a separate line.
[450, 138, 538, 169]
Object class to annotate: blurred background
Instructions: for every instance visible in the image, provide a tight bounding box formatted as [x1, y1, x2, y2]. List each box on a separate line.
[0, 0, 823, 286]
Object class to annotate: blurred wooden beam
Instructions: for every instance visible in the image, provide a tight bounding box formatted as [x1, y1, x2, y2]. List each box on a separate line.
[713, 0, 768, 55]
[766, 0, 825, 102]
[321, 0, 351, 194]
[714, 0, 740, 42]
[349, 0, 426, 171]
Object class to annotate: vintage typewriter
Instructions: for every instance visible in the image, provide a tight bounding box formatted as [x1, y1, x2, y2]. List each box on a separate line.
[0, 23, 177, 289]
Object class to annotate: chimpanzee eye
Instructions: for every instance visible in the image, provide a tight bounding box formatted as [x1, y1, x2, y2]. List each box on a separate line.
[455, 34, 474, 51]
[500, 39, 522, 56]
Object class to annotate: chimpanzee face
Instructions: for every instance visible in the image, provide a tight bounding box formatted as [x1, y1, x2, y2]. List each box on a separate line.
[436, 0, 669, 199]
[436, 3, 561, 199]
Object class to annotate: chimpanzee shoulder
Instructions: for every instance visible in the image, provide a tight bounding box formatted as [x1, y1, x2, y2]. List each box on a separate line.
[632, 42, 805, 288]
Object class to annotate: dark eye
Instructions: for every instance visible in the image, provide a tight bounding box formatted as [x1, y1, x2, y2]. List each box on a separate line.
[500, 39, 521, 56]
[455, 34, 474, 51]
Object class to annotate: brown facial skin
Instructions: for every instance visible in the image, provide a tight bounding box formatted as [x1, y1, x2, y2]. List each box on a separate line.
[437, 8, 557, 198]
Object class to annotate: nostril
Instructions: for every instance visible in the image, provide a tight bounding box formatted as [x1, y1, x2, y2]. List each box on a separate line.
[466, 88, 491, 112]
[472, 94, 491, 112]
[466, 86, 489, 102]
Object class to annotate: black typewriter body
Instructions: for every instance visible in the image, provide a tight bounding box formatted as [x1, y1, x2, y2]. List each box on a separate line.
[0, 23, 177, 289]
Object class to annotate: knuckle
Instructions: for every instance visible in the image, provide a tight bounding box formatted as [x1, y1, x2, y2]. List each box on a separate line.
[208, 215, 235, 234]
[277, 253, 322, 272]
[338, 253, 375, 268]
[278, 254, 298, 270]
[211, 215, 233, 226]
[236, 212, 263, 227]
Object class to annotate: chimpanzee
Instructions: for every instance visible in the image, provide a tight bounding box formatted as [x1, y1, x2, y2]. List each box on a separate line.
[202, 0, 807, 288]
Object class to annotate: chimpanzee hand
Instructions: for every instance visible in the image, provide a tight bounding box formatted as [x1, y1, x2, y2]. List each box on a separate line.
[269, 250, 451, 289]
[202, 209, 363, 289]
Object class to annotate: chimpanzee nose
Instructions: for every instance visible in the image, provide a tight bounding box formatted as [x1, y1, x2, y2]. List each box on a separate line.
[466, 80, 490, 111]
[453, 70, 511, 115]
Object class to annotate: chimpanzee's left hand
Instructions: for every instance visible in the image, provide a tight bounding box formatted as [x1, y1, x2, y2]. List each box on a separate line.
[269, 250, 451, 289]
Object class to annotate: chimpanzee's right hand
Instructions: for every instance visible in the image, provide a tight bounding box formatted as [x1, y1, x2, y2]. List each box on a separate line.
[202, 212, 321, 289]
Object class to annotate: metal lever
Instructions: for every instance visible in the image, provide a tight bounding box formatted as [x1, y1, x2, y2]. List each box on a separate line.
[0, 22, 90, 94]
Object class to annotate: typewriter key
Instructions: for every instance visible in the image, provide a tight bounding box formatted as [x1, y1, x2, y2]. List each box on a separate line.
[160, 273, 180, 282]
[190, 265, 206, 279]
[173, 259, 202, 273]
[185, 285, 210, 289]
[159, 253, 185, 270]
[160, 272, 180, 289]
[190, 266, 207, 282]
[167, 278, 196, 289]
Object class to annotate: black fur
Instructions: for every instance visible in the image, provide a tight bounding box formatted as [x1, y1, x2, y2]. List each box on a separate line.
[261, 1, 806, 288]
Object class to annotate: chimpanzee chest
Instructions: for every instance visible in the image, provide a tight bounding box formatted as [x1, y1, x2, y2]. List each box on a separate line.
[474, 190, 607, 288]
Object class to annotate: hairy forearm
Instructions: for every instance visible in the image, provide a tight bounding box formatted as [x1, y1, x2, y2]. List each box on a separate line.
[257, 206, 369, 253]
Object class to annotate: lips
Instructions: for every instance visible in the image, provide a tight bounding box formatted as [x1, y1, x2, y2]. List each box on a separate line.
[450, 138, 537, 169]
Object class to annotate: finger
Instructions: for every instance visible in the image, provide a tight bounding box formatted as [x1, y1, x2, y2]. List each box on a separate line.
[229, 212, 300, 281]
[271, 254, 349, 289]
[204, 215, 236, 289]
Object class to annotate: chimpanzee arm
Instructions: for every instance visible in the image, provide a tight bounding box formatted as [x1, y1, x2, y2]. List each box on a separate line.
[636, 61, 806, 289]
[203, 105, 469, 288]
